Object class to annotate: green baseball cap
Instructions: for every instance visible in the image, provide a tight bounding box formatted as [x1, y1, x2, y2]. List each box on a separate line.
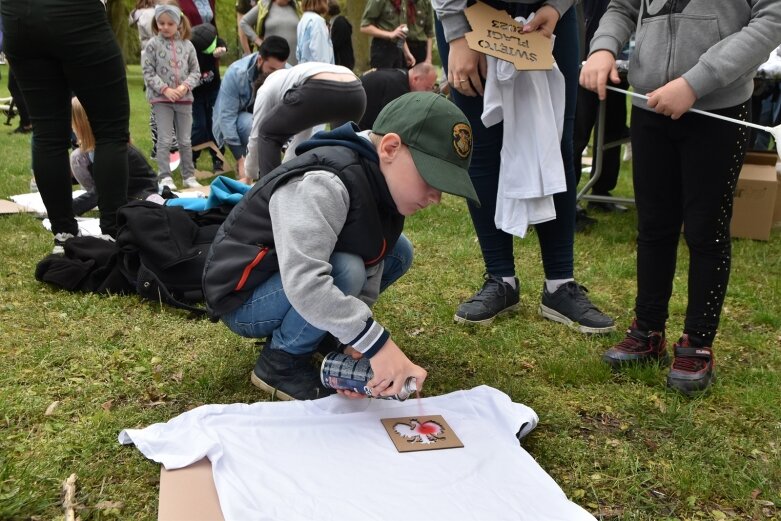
[372, 92, 479, 206]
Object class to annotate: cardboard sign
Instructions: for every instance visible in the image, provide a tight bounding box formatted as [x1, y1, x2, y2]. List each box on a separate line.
[381, 415, 464, 453]
[464, 2, 554, 71]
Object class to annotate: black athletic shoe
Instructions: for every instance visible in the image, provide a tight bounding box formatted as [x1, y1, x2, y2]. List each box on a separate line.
[251, 346, 334, 401]
[666, 336, 714, 396]
[539, 281, 615, 334]
[602, 320, 669, 367]
[454, 274, 520, 325]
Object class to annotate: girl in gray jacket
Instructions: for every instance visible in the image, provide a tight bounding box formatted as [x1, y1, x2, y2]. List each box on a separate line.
[142, 4, 201, 190]
[581, 0, 781, 396]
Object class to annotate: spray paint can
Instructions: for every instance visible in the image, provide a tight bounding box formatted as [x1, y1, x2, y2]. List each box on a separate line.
[396, 24, 409, 49]
[320, 352, 417, 401]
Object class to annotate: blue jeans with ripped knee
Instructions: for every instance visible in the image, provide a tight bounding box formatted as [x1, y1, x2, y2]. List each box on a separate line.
[222, 234, 413, 355]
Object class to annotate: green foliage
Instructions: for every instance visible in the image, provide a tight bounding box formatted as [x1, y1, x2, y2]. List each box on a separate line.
[119, 0, 241, 64]
[0, 64, 780, 520]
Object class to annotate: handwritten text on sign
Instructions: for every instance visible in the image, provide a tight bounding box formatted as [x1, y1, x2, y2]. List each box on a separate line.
[464, 2, 554, 71]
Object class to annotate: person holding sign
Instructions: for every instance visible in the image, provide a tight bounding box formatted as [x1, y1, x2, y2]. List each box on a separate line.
[581, 0, 781, 395]
[433, 0, 615, 333]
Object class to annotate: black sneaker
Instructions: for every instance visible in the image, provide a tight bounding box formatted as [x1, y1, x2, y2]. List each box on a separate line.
[250, 347, 334, 401]
[602, 320, 669, 367]
[666, 335, 714, 396]
[315, 333, 345, 357]
[454, 274, 520, 325]
[575, 208, 598, 233]
[539, 281, 615, 334]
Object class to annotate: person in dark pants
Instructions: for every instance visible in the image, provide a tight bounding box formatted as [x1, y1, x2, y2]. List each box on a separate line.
[1, 0, 129, 249]
[190, 23, 228, 173]
[582, 0, 781, 395]
[7, 67, 32, 133]
[244, 62, 366, 181]
[434, 1, 615, 334]
[361, 0, 414, 69]
[328, 0, 354, 70]
[573, 0, 628, 214]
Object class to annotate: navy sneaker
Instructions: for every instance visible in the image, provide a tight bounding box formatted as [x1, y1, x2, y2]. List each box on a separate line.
[454, 274, 520, 325]
[539, 281, 615, 334]
[602, 320, 669, 367]
[251, 346, 334, 401]
[666, 335, 714, 396]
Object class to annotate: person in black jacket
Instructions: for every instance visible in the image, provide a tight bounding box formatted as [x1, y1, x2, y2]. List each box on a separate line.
[357, 62, 437, 130]
[328, 0, 354, 70]
[190, 23, 228, 173]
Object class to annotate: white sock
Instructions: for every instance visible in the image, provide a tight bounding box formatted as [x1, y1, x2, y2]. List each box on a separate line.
[502, 276, 517, 289]
[545, 278, 574, 294]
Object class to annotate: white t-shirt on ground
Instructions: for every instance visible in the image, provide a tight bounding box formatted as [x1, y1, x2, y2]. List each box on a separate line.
[119, 385, 595, 521]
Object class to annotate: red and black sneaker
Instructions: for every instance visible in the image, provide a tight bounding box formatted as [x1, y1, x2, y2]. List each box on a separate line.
[602, 320, 669, 368]
[666, 335, 715, 396]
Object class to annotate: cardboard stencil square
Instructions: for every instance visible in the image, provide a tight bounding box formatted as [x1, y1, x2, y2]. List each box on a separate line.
[381, 415, 464, 453]
[464, 1, 554, 70]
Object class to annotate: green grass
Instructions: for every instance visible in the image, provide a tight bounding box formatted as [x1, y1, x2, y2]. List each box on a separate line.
[1, 64, 780, 520]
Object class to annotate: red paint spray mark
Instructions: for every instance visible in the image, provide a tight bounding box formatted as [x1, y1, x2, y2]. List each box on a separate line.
[416, 422, 439, 435]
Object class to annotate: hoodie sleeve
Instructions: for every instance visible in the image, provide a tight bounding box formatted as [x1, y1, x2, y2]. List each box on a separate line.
[432, 0, 576, 42]
[682, 0, 781, 100]
[142, 38, 170, 96]
[269, 172, 389, 356]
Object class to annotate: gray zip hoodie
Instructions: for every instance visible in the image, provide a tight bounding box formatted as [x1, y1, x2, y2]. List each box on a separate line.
[142, 34, 201, 104]
[590, 0, 781, 110]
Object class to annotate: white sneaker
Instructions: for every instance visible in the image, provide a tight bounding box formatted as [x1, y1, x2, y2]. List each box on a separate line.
[52, 232, 76, 254]
[158, 176, 176, 192]
[183, 177, 201, 189]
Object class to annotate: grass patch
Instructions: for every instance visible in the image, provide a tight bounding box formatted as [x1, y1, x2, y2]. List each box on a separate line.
[0, 63, 780, 520]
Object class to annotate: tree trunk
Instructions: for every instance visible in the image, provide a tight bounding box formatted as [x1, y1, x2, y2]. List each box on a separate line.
[345, 0, 369, 73]
[107, 0, 133, 63]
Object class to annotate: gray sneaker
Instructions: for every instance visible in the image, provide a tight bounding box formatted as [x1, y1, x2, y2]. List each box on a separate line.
[52, 232, 76, 254]
[539, 281, 615, 334]
[454, 274, 520, 325]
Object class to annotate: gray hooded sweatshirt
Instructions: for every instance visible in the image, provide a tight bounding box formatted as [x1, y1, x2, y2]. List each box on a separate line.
[589, 0, 781, 111]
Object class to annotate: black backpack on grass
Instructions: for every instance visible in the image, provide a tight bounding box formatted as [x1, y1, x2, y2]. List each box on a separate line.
[116, 200, 229, 314]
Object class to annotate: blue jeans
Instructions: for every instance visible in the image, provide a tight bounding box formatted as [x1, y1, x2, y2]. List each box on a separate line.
[435, 4, 579, 279]
[222, 234, 413, 355]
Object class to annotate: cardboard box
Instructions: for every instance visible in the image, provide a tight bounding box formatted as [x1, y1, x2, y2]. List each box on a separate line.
[731, 151, 778, 240]
[774, 162, 781, 226]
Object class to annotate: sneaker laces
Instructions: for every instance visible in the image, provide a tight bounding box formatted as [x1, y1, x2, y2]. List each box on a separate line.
[560, 282, 599, 311]
[671, 356, 707, 372]
[466, 274, 512, 303]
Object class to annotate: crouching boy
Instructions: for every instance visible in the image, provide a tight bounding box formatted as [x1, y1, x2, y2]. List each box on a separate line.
[202, 92, 478, 400]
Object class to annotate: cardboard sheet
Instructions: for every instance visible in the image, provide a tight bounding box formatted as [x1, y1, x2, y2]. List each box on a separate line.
[159, 458, 224, 521]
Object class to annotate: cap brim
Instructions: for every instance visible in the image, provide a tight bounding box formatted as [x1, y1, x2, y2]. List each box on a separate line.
[409, 147, 480, 206]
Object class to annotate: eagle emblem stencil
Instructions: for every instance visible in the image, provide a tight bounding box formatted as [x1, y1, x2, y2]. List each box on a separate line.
[381, 415, 464, 452]
[452, 123, 472, 159]
[393, 419, 445, 444]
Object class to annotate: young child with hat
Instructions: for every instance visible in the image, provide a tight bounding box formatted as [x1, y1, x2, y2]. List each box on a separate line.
[202, 92, 478, 401]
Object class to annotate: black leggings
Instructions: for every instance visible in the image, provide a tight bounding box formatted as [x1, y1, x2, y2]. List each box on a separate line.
[1, 0, 129, 237]
[630, 102, 750, 345]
